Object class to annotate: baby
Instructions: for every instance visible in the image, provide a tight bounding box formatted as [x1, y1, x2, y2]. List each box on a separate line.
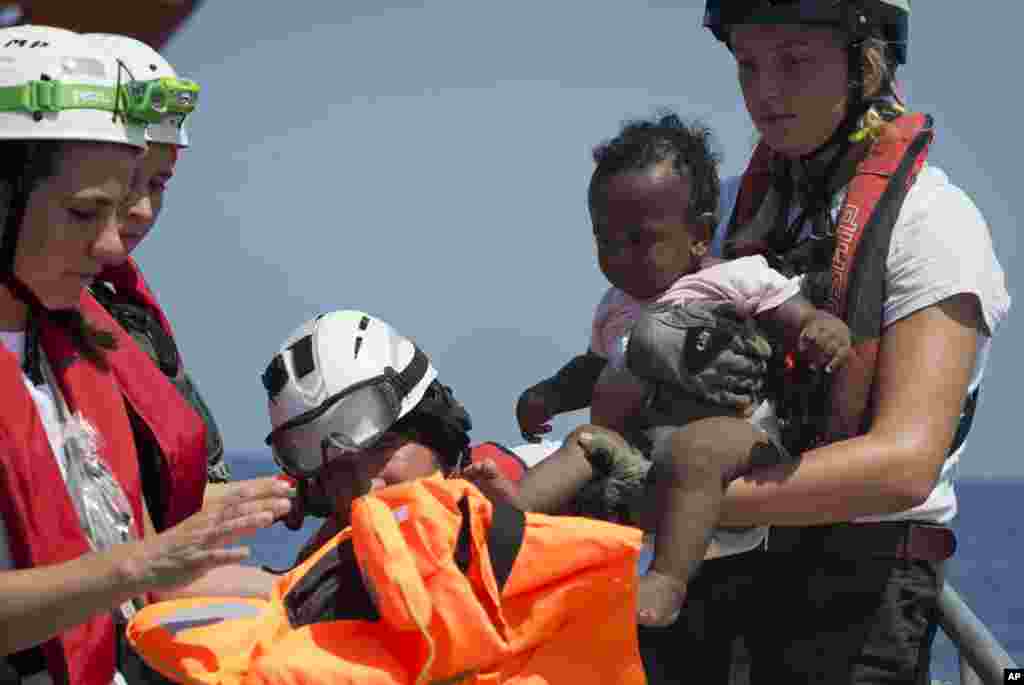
[468, 112, 851, 627]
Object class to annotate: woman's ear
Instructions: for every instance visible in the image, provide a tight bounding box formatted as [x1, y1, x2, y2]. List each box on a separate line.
[691, 241, 708, 257]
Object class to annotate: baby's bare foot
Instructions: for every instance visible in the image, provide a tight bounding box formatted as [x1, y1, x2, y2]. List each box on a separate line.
[637, 570, 687, 627]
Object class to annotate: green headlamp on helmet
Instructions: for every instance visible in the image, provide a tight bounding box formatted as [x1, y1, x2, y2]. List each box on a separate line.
[122, 76, 199, 125]
[0, 75, 199, 126]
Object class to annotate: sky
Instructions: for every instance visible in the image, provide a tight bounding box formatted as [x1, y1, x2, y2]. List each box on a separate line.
[142, 1, 1020, 477]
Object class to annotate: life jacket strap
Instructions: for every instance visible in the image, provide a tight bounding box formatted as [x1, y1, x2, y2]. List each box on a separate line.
[454, 495, 525, 593]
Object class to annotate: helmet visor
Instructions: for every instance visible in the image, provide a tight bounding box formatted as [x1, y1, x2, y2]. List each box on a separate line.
[265, 347, 430, 479]
[268, 376, 402, 479]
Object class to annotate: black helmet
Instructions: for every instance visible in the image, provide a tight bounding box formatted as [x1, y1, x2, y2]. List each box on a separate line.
[703, 0, 910, 65]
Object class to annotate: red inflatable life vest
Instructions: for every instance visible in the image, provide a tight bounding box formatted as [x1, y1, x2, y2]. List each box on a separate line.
[727, 112, 934, 446]
[0, 291, 208, 684]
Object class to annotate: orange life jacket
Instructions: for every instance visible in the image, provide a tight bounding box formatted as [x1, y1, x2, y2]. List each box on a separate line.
[726, 112, 934, 448]
[0, 293, 208, 684]
[126, 475, 645, 685]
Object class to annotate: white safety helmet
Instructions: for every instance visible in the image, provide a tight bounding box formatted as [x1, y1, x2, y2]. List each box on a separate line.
[83, 33, 193, 147]
[0, 25, 146, 148]
[262, 310, 438, 479]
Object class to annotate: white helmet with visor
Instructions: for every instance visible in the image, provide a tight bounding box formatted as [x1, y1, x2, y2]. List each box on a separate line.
[263, 310, 437, 479]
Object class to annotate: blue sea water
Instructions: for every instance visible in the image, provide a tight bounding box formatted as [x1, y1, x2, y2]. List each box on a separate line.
[228, 451, 1022, 683]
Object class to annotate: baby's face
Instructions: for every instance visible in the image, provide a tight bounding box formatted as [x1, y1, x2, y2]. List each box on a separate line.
[590, 169, 705, 300]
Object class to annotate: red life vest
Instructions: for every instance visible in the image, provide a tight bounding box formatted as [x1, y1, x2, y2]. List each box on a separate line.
[727, 112, 934, 446]
[0, 293, 208, 684]
[467, 442, 527, 486]
[97, 258, 177, 345]
[80, 293, 208, 529]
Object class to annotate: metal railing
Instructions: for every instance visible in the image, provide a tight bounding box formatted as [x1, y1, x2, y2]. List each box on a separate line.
[936, 580, 1019, 685]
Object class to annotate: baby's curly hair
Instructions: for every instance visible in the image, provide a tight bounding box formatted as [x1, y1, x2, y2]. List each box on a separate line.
[588, 111, 721, 227]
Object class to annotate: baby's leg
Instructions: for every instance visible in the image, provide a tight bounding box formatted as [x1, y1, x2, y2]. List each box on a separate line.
[637, 417, 782, 627]
[510, 424, 634, 514]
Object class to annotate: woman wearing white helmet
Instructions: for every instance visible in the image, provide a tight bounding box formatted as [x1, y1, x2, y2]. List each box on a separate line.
[81, 33, 239, 530]
[632, 3, 1011, 684]
[0, 26, 293, 685]
[262, 310, 528, 564]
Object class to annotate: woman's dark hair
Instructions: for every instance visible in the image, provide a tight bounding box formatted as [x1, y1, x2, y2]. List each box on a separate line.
[588, 111, 722, 227]
[1, 140, 117, 369]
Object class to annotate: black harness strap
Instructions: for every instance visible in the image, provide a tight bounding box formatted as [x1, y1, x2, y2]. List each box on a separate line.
[454, 495, 526, 593]
[283, 539, 380, 627]
[2, 648, 46, 682]
[285, 493, 526, 629]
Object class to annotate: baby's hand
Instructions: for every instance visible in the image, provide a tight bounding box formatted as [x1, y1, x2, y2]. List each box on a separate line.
[516, 386, 555, 442]
[798, 312, 852, 374]
[462, 459, 525, 509]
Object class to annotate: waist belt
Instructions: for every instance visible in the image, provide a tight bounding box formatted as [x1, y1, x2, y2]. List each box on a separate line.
[765, 521, 956, 563]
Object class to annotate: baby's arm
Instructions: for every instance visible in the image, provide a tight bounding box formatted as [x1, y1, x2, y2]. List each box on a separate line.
[757, 294, 852, 373]
[517, 351, 608, 439]
[538, 350, 608, 411]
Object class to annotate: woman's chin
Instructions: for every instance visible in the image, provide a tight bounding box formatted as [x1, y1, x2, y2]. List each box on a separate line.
[40, 287, 86, 312]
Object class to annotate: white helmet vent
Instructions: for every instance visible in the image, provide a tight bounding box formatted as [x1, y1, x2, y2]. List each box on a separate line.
[289, 335, 316, 379]
[60, 56, 107, 79]
[352, 314, 371, 358]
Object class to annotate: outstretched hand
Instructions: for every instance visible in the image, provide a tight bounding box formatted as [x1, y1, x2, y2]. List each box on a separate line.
[119, 478, 295, 594]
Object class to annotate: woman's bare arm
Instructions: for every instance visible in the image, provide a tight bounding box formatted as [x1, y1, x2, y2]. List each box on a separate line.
[0, 478, 293, 655]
